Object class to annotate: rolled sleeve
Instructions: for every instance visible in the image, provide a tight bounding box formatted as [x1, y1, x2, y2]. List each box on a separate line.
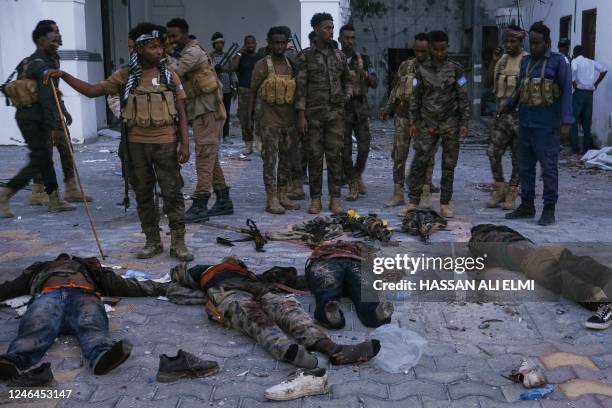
[295, 52, 307, 110]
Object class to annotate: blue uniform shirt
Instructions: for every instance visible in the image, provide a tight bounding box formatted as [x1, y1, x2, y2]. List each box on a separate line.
[516, 49, 573, 128]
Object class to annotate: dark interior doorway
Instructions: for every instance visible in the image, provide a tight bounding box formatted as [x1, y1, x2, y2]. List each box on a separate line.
[582, 9, 597, 59]
[387, 48, 414, 93]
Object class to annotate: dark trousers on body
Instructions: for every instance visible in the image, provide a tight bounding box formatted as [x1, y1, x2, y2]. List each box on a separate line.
[518, 126, 559, 205]
[7, 117, 58, 194]
[0, 288, 113, 370]
[571, 89, 594, 154]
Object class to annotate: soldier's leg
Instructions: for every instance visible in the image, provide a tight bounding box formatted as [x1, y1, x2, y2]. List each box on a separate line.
[532, 128, 559, 205]
[508, 115, 521, 188]
[237, 87, 253, 147]
[260, 126, 284, 214]
[305, 259, 346, 329]
[487, 116, 509, 184]
[307, 117, 324, 200]
[54, 136, 75, 182]
[342, 108, 356, 183]
[218, 290, 317, 367]
[277, 127, 300, 210]
[407, 126, 438, 205]
[323, 109, 345, 200]
[391, 117, 411, 185]
[193, 113, 225, 196]
[353, 112, 371, 179]
[222, 92, 232, 138]
[517, 127, 537, 203]
[438, 125, 460, 205]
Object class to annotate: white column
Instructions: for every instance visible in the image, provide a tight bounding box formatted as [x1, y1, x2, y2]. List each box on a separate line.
[299, 0, 341, 49]
[42, 0, 101, 143]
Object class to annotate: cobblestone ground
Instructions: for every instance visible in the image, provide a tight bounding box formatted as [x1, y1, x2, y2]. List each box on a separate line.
[1, 119, 611, 407]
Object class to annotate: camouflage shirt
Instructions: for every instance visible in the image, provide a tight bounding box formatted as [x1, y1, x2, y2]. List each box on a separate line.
[409, 58, 470, 128]
[382, 58, 418, 118]
[295, 44, 352, 113]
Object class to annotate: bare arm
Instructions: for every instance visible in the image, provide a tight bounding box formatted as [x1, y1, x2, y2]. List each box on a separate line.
[176, 98, 190, 164]
[45, 69, 107, 98]
[595, 71, 607, 89]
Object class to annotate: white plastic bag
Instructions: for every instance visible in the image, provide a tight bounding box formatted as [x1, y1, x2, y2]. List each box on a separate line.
[371, 324, 427, 373]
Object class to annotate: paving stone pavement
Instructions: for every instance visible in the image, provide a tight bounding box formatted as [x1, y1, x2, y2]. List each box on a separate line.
[1, 119, 611, 407]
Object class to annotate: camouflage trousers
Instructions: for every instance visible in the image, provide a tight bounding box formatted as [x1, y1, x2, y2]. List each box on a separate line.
[392, 117, 435, 187]
[128, 142, 185, 234]
[34, 131, 75, 184]
[261, 125, 300, 190]
[408, 121, 460, 205]
[208, 285, 328, 362]
[342, 102, 370, 182]
[307, 108, 345, 198]
[193, 112, 227, 196]
[488, 112, 519, 187]
[238, 87, 254, 143]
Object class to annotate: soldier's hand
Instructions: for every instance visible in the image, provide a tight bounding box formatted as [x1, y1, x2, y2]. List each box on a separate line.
[178, 143, 190, 164]
[560, 124, 570, 144]
[492, 46, 503, 63]
[64, 111, 72, 126]
[44, 69, 64, 84]
[460, 126, 468, 138]
[409, 124, 417, 138]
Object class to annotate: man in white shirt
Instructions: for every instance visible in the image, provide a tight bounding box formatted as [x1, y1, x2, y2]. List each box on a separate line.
[571, 45, 607, 154]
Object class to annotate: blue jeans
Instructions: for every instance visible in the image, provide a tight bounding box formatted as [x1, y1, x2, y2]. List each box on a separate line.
[1, 288, 113, 370]
[305, 258, 390, 329]
[571, 89, 594, 154]
[518, 127, 560, 205]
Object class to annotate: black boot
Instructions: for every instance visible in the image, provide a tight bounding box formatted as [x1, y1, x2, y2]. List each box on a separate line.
[505, 201, 536, 219]
[537, 204, 556, 226]
[184, 194, 210, 224]
[208, 187, 234, 217]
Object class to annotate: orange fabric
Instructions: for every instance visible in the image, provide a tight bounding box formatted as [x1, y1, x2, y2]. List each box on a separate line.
[41, 283, 98, 296]
[198, 262, 257, 289]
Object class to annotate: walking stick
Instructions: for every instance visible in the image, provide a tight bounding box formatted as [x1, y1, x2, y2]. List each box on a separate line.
[49, 81, 105, 259]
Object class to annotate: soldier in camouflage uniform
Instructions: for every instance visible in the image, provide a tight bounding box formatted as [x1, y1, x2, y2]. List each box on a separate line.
[171, 257, 381, 368]
[339, 24, 378, 201]
[296, 13, 352, 214]
[250, 26, 301, 214]
[483, 25, 527, 210]
[401, 31, 470, 219]
[381, 33, 437, 210]
[46, 23, 193, 261]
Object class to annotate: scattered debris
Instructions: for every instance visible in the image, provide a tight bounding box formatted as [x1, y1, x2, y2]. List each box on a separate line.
[520, 384, 555, 400]
[582, 147, 612, 171]
[104, 304, 115, 314]
[475, 345, 493, 357]
[504, 358, 547, 389]
[237, 370, 248, 377]
[123, 270, 151, 281]
[447, 326, 466, 332]
[156, 296, 169, 301]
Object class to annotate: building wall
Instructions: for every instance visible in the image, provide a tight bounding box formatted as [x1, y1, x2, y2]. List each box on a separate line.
[522, 0, 612, 147]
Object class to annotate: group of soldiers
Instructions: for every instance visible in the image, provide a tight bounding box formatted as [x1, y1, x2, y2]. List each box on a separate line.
[0, 15, 572, 261]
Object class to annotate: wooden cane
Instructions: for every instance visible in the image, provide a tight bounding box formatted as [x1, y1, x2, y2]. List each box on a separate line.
[49, 80, 105, 259]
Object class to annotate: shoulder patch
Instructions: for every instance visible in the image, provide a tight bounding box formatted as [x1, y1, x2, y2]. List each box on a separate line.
[456, 76, 467, 87]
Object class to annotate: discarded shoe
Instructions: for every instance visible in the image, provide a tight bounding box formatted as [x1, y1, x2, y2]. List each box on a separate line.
[93, 339, 132, 375]
[0, 357, 19, 380]
[329, 339, 381, 365]
[264, 368, 329, 401]
[585, 303, 612, 330]
[323, 300, 344, 329]
[508, 358, 547, 389]
[156, 349, 219, 382]
[284, 344, 318, 369]
[9, 362, 54, 387]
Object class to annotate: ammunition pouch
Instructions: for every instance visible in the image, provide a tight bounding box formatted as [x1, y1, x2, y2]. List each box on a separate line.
[183, 65, 219, 99]
[122, 85, 177, 129]
[258, 56, 295, 105]
[519, 58, 560, 108]
[351, 53, 368, 97]
[1, 58, 44, 108]
[495, 74, 518, 99]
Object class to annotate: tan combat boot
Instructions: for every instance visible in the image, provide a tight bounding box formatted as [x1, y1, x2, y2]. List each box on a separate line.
[278, 187, 300, 210]
[47, 190, 76, 213]
[64, 178, 93, 202]
[385, 184, 405, 207]
[397, 202, 418, 218]
[170, 229, 194, 262]
[0, 187, 16, 218]
[419, 185, 431, 208]
[357, 175, 367, 195]
[346, 181, 359, 201]
[487, 181, 507, 208]
[242, 141, 253, 156]
[440, 204, 454, 218]
[265, 188, 285, 214]
[308, 197, 322, 214]
[329, 196, 343, 213]
[287, 178, 306, 200]
[30, 183, 49, 205]
[137, 228, 163, 259]
[501, 185, 519, 210]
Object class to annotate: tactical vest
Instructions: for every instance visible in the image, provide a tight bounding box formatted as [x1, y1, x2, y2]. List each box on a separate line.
[181, 43, 219, 99]
[519, 58, 560, 108]
[122, 80, 177, 129]
[258, 56, 295, 105]
[394, 59, 417, 101]
[494, 54, 523, 99]
[350, 53, 369, 97]
[1, 58, 42, 108]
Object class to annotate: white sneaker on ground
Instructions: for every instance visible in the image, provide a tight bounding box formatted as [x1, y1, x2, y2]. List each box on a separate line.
[264, 368, 329, 401]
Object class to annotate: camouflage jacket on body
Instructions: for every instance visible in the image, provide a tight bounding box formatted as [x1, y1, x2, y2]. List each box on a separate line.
[409, 58, 470, 129]
[382, 58, 417, 118]
[295, 44, 352, 113]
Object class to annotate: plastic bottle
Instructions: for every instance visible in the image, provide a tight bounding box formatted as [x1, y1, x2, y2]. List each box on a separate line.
[519, 384, 554, 400]
[123, 270, 151, 281]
